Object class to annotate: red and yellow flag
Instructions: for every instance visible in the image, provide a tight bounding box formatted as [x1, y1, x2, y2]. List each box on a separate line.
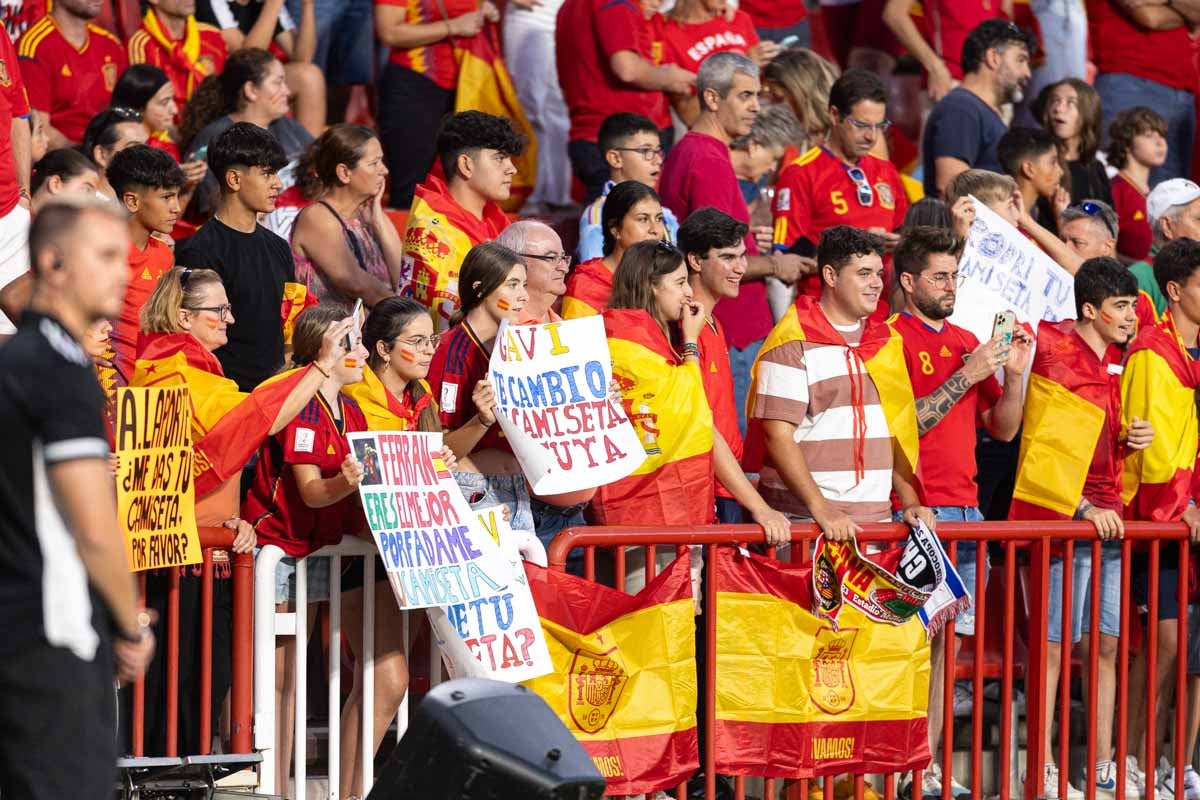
[343, 367, 435, 432]
[597, 308, 715, 525]
[452, 24, 536, 212]
[1121, 311, 1200, 520]
[713, 547, 930, 778]
[561, 258, 613, 320]
[744, 296, 918, 475]
[1009, 321, 1116, 520]
[281, 280, 318, 346]
[403, 173, 510, 333]
[131, 333, 313, 498]
[523, 554, 699, 796]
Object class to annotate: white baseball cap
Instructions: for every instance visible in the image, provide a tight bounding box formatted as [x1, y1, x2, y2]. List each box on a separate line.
[1147, 178, 1200, 228]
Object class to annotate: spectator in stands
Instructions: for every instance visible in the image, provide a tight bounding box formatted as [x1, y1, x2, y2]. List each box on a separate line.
[1119, 237, 1200, 797]
[373, 0, 500, 208]
[760, 47, 838, 152]
[503, 0, 571, 210]
[772, 69, 907, 321]
[181, 48, 313, 223]
[1088, 0, 1196, 184]
[497, 219, 567, 325]
[127, 0, 227, 116]
[0, 22, 30, 341]
[17, 0, 125, 148]
[577, 113, 678, 263]
[660, 51, 809, 433]
[1107, 106, 1168, 263]
[281, 0, 371, 129]
[176, 123, 295, 391]
[747, 224, 931, 548]
[1059, 200, 1120, 261]
[997, 125, 1066, 235]
[1033, 78, 1112, 206]
[891, 225, 1028, 799]
[106, 144, 185, 382]
[1128, 179, 1200, 320]
[81, 107, 151, 200]
[1011, 257, 1151, 800]
[677, 208, 749, 523]
[241, 304, 369, 791]
[659, 0, 778, 126]
[290, 125, 403, 306]
[564, 180, 665, 319]
[29, 148, 100, 213]
[555, 0, 694, 200]
[404, 111, 519, 333]
[194, 0, 325, 136]
[921, 19, 1033, 196]
[731, 103, 800, 210]
[134, 265, 345, 755]
[598, 238, 789, 539]
[0, 198, 154, 800]
[426, 242, 534, 529]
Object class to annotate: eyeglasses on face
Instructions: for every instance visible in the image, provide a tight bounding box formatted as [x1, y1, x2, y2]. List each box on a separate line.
[846, 166, 874, 207]
[183, 304, 233, 321]
[842, 115, 892, 134]
[396, 334, 441, 351]
[1072, 201, 1118, 239]
[521, 252, 573, 267]
[614, 146, 665, 162]
[919, 271, 964, 289]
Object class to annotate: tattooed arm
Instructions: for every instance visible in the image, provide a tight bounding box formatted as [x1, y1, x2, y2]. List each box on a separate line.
[915, 335, 1010, 435]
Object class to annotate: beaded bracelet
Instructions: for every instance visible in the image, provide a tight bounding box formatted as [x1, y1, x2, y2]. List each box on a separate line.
[681, 342, 700, 360]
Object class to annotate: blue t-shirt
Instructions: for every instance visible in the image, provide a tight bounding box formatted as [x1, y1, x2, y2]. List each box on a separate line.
[922, 87, 1008, 197]
[577, 180, 680, 261]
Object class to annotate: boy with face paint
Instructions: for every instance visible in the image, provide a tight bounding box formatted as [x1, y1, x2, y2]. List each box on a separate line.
[1009, 257, 1153, 798]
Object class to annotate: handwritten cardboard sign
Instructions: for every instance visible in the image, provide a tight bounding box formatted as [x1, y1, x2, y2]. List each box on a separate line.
[488, 317, 645, 494]
[115, 386, 201, 571]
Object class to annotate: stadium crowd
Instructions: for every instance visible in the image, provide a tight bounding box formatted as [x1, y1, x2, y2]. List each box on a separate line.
[2, 0, 1200, 798]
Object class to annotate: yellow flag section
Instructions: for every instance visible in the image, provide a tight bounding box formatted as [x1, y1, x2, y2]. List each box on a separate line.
[523, 554, 698, 796]
[713, 547, 930, 778]
[115, 386, 201, 571]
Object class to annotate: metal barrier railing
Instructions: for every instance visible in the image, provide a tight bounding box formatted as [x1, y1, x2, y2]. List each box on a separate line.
[547, 521, 1195, 800]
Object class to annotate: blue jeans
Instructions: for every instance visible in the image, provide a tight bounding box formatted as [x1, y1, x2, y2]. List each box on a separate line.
[1048, 540, 1122, 644]
[729, 338, 764, 437]
[285, 0, 374, 83]
[531, 498, 586, 576]
[1097, 72, 1196, 184]
[930, 505, 988, 635]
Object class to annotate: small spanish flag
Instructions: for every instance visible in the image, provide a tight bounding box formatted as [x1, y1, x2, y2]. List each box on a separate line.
[523, 553, 698, 796]
[1121, 311, 1200, 520]
[562, 258, 613, 320]
[713, 546, 930, 778]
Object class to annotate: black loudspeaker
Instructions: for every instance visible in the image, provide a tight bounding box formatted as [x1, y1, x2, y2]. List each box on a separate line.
[365, 678, 608, 800]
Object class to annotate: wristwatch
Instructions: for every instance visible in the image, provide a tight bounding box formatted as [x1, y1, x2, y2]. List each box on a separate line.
[115, 610, 153, 642]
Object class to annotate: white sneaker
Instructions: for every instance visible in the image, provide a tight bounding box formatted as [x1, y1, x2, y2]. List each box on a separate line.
[913, 762, 970, 799]
[1042, 763, 1086, 799]
[1087, 759, 1143, 798]
[1158, 757, 1200, 799]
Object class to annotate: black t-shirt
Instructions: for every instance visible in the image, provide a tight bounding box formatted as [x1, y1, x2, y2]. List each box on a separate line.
[922, 88, 1008, 196]
[0, 312, 111, 660]
[1068, 158, 1114, 206]
[176, 218, 295, 391]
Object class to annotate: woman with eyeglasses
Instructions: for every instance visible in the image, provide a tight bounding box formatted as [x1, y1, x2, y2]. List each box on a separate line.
[562, 180, 665, 319]
[131, 266, 351, 756]
[599, 239, 789, 538]
[80, 107, 151, 200]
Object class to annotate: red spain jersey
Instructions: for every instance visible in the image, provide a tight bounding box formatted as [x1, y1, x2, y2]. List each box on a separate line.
[658, 10, 758, 75]
[427, 320, 511, 453]
[1111, 173, 1152, 263]
[18, 17, 124, 143]
[772, 146, 908, 305]
[698, 315, 741, 499]
[111, 237, 174, 381]
[127, 12, 226, 112]
[377, 0, 476, 90]
[0, 26, 29, 218]
[243, 392, 368, 558]
[891, 312, 1002, 507]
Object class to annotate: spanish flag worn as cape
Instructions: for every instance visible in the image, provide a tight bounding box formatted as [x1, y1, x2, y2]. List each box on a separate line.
[744, 296, 918, 477]
[451, 24, 536, 211]
[713, 547, 930, 778]
[523, 553, 698, 796]
[343, 367, 435, 432]
[1121, 311, 1200, 520]
[403, 173, 510, 334]
[1009, 321, 1119, 520]
[597, 308, 714, 526]
[131, 333, 313, 499]
[561, 257, 612, 320]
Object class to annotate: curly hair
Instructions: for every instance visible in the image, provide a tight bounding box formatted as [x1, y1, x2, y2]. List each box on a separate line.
[178, 49, 278, 152]
[1107, 106, 1168, 171]
[436, 111, 526, 182]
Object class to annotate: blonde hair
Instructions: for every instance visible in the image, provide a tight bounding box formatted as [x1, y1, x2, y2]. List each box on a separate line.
[944, 169, 1018, 209]
[762, 48, 840, 141]
[140, 266, 223, 334]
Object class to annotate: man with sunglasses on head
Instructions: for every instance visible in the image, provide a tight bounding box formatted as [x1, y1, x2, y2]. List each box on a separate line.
[771, 68, 907, 323]
[1059, 199, 1158, 331]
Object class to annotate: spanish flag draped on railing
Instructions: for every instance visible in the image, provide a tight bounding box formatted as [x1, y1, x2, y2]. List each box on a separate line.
[450, 23, 536, 211]
[343, 367, 435, 431]
[1121, 311, 1200, 520]
[743, 296, 918, 475]
[130, 333, 313, 498]
[561, 258, 613, 320]
[1009, 321, 1116, 520]
[713, 546, 930, 778]
[523, 553, 698, 795]
[597, 308, 714, 525]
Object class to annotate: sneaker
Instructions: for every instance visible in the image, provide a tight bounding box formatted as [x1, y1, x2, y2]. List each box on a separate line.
[953, 682, 973, 717]
[1038, 763, 1085, 799]
[1087, 759, 1143, 798]
[1158, 757, 1200, 800]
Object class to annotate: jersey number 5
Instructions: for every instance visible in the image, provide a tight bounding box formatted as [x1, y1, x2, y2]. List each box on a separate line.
[830, 191, 848, 216]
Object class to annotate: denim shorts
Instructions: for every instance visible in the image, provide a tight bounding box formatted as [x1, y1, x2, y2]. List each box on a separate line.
[1048, 540, 1122, 644]
[272, 555, 330, 605]
[453, 471, 534, 534]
